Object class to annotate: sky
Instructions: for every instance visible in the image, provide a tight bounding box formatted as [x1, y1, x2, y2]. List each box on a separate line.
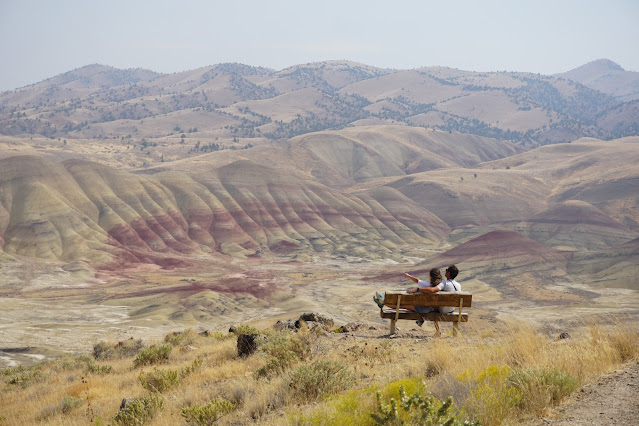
[0, 0, 638, 92]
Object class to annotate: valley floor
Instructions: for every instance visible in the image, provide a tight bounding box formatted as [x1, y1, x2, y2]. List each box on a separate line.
[1, 254, 639, 369]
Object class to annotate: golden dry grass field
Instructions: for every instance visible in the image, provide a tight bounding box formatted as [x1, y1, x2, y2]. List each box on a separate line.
[0, 308, 637, 425]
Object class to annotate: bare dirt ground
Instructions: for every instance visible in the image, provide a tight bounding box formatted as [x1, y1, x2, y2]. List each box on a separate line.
[534, 360, 639, 425]
[0, 255, 636, 391]
[1, 255, 639, 369]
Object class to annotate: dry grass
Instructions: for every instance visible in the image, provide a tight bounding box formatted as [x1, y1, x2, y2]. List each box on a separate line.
[0, 318, 637, 425]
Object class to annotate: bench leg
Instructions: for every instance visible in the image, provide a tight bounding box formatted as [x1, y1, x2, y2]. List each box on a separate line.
[434, 321, 441, 336]
[388, 294, 401, 335]
[454, 299, 463, 337]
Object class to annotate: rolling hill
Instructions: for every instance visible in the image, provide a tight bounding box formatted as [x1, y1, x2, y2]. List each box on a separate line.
[0, 151, 452, 268]
[1, 129, 638, 291]
[557, 59, 639, 102]
[1, 59, 637, 163]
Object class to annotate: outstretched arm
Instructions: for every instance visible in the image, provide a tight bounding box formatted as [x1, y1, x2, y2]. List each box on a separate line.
[408, 285, 439, 294]
[404, 272, 418, 283]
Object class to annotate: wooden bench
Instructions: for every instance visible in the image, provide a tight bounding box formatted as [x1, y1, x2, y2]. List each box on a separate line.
[379, 291, 472, 335]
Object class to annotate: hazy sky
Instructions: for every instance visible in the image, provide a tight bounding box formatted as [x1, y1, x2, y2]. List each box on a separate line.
[1, 0, 638, 91]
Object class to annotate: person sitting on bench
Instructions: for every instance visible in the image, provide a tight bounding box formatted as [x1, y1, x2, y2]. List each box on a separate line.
[374, 265, 461, 333]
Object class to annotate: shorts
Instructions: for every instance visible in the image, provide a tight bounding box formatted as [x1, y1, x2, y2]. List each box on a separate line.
[414, 305, 435, 314]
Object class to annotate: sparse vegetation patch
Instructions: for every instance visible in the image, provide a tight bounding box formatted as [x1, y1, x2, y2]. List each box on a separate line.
[0, 320, 637, 424]
[254, 331, 310, 379]
[139, 368, 180, 393]
[288, 360, 353, 402]
[133, 344, 172, 367]
[181, 399, 236, 425]
[112, 394, 163, 426]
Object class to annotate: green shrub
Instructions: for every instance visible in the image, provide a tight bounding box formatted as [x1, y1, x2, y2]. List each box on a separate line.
[164, 329, 197, 346]
[93, 339, 145, 360]
[139, 369, 180, 393]
[372, 385, 477, 425]
[87, 363, 113, 375]
[116, 339, 146, 357]
[6, 367, 42, 388]
[229, 324, 262, 335]
[207, 331, 231, 340]
[181, 399, 236, 425]
[508, 367, 579, 414]
[112, 394, 163, 426]
[254, 332, 310, 379]
[1, 365, 25, 377]
[56, 354, 93, 371]
[38, 405, 58, 421]
[180, 358, 203, 378]
[381, 378, 425, 401]
[38, 396, 83, 421]
[133, 344, 172, 367]
[61, 395, 83, 414]
[291, 386, 379, 425]
[289, 360, 353, 402]
[460, 365, 522, 426]
[294, 379, 423, 426]
[93, 342, 116, 360]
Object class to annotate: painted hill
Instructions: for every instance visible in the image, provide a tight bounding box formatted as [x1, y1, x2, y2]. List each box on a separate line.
[0, 154, 450, 268]
[521, 200, 633, 251]
[2, 135, 638, 287]
[417, 230, 574, 279]
[568, 237, 639, 290]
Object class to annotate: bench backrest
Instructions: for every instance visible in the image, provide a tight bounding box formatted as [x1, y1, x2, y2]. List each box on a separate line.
[383, 291, 472, 308]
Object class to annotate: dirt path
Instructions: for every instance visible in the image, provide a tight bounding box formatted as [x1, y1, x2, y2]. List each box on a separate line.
[535, 360, 639, 425]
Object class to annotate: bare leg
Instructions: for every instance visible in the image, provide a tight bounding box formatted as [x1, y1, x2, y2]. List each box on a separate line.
[434, 321, 441, 336]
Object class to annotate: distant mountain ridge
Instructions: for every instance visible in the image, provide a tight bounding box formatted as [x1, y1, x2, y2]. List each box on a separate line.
[39, 64, 162, 89]
[1, 59, 637, 153]
[557, 59, 639, 102]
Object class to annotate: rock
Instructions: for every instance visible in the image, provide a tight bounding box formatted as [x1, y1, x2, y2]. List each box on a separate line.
[306, 322, 330, 334]
[237, 334, 260, 357]
[559, 332, 571, 340]
[273, 313, 335, 333]
[335, 322, 364, 333]
[299, 313, 334, 329]
[120, 397, 134, 411]
[295, 319, 309, 331]
[273, 320, 297, 331]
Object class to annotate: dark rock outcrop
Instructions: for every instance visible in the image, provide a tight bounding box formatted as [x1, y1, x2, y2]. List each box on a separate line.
[237, 334, 260, 357]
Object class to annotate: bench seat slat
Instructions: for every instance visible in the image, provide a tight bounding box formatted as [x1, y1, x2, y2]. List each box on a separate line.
[380, 310, 469, 322]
